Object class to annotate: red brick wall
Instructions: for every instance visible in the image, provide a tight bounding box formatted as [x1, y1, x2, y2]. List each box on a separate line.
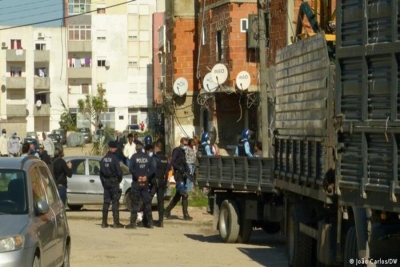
[165, 17, 196, 94]
[267, 0, 287, 66]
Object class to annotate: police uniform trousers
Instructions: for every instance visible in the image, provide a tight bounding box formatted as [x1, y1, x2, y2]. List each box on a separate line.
[150, 178, 166, 223]
[130, 181, 153, 225]
[102, 178, 120, 223]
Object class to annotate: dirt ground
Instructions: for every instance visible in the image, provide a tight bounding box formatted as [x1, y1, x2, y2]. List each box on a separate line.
[67, 206, 288, 267]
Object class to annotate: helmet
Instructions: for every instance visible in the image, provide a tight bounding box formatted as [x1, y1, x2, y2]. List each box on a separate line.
[144, 135, 153, 145]
[201, 132, 209, 143]
[241, 129, 250, 139]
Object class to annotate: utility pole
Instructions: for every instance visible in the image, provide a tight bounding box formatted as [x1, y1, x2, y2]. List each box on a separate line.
[258, 0, 270, 157]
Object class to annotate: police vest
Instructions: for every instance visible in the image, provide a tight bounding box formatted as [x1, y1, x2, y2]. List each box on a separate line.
[154, 153, 168, 180]
[237, 139, 247, 156]
[172, 147, 186, 183]
[197, 143, 209, 156]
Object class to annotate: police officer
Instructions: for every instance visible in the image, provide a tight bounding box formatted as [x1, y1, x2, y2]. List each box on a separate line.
[150, 141, 169, 227]
[100, 141, 124, 229]
[164, 137, 193, 221]
[197, 132, 213, 156]
[235, 129, 253, 157]
[126, 143, 155, 229]
[144, 135, 153, 146]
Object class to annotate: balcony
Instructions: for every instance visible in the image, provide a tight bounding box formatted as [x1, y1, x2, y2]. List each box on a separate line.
[33, 104, 51, 116]
[7, 104, 26, 117]
[6, 49, 26, 62]
[34, 50, 50, 62]
[68, 41, 92, 52]
[6, 77, 26, 89]
[68, 67, 92, 79]
[34, 77, 50, 89]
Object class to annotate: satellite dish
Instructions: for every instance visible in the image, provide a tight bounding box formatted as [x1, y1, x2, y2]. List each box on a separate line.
[36, 100, 42, 108]
[173, 77, 188, 96]
[211, 63, 228, 85]
[236, 71, 251, 90]
[202, 72, 218, 93]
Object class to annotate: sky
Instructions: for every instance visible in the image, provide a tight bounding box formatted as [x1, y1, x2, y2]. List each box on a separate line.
[0, 0, 64, 27]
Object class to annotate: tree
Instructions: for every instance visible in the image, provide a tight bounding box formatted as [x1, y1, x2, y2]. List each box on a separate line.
[59, 97, 77, 131]
[77, 84, 108, 129]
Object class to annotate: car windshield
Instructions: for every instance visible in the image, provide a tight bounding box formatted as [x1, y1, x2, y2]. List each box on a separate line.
[127, 125, 139, 130]
[53, 130, 63, 135]
[0, 170, 28, 214]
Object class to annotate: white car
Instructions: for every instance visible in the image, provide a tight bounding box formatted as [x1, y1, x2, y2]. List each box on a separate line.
[64, 156, 171, 211]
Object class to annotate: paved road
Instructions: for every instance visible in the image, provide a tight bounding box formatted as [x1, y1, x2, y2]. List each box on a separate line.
[67, 207, 288, 267]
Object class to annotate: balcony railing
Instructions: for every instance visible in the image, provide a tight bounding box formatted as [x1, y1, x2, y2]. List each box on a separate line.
[34, 50, 50, 62]
[33, 103, 51, 116]
[6, 49, 26, 61]
[34, 77, 50, 89]
[6, 77, 26, 89]
[68, 67, 92, 79]
[68, 41, 92, 52]
[7, 104, 26, 117]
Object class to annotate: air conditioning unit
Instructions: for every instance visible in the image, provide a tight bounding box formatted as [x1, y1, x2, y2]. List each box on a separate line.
[38, 32, 44, 40]
[1, 42, 7, 50]
[247, 14, 259, 49]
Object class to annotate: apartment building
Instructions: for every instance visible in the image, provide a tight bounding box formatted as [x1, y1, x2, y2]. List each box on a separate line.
[64, 0, 158, 131]
[0, 26, 67, 134]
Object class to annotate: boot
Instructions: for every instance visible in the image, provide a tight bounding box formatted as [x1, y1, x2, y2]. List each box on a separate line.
[113, 210, 124, 229]
[182, 199, 193, 221]
[125, 214, 137, 229]
[158, 220, 164, 228]
[164, 198, 179, 219]
[146, 211, 154, 229]
[101, 211, 109, 228]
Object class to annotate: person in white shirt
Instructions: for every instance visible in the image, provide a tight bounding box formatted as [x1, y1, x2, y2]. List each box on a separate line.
[123, 133, 136, 167]
[42, 132, 55, 157]
[0, 129, 8, 157]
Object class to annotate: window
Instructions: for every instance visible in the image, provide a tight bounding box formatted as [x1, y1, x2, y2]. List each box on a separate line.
[128, 61, 138, 68]
[128, 31, 138, 41]
[34, 92, 49, 105]
[88, 160, 100, 175]
[97, 60, 106, 67]
[10, 67, 22, 77]
[97, 8, 105, 14]
[70, 159, 86, 175]
[34, 68, 47, 77]
[82, 84, 89, 94]
[10, 39, 22, 49]
[38, 166, 57, 205]
[216, 30, 224, 61]
[68, 0, 91, 15]
[68, 25, 91, 41]
[240, 18, 248, 33]
[202, 27, 207, 45]
[35, 43, 46, 50]
[97, 30, 106, 41]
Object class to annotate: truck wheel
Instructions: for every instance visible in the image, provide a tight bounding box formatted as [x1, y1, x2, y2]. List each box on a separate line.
[262, 222, 281, 234]
[344, 227, 358, 267]
[237, 218, 253, 244]
[287, 205, 313, 267]
[67, 204, 83, 211]
[218, 199, 240, 243]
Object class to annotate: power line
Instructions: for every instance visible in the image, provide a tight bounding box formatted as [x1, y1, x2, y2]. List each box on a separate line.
[0, 0, 136, 31]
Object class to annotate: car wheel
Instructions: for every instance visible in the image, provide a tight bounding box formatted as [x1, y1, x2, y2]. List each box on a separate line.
[32, 255, 40, 267]
[62, 244, 70, 267]
[67, 204, 83, 211]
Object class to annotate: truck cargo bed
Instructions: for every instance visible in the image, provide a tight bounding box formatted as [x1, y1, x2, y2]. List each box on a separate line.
[197, 156, 274, 192]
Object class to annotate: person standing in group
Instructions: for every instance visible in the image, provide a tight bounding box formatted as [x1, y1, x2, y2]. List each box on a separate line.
[133, 133, 141, 145]
[8, 132, 20, 157]
[123, 133, 136, 167]
[197, 132, 213, 156]
[0, 129, 8, 157]
[99, 141, 124, 229]
[52, 148, 72, 206]
[125, 143, 155, 229]
[185, 139, 196, 193]
[164, 137, 193, 221]
[235, 129, 253, 157]
[20, 143, 30, 158]
[42, 132, 55, 158]
[39, 144, 51, 165]
[29, 143, 39, 157]
[254, 141, 263, 157]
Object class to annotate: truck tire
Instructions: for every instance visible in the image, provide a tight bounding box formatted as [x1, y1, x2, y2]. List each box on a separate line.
[237, 218, 253, 244]
[287, 205, 313, 267]
[67, 204, 83, 211]
[343, 227, 358, 267]
[262, 222, 281, 234]
[218, 199, 240, 243]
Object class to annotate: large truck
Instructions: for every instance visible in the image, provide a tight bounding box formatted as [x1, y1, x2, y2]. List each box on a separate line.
[197, 1, 400, 266]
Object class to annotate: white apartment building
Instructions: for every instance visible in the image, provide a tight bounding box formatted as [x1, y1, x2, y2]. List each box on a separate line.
[65, 0, 158, 132]
[0, 26, 67, 135]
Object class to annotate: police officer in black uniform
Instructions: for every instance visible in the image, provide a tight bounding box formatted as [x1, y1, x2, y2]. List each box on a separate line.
[150, 141, 169, 227]
[165, 137, 193, 221]
[100, 141, 124, 229]
[126, 143, 155, 229]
